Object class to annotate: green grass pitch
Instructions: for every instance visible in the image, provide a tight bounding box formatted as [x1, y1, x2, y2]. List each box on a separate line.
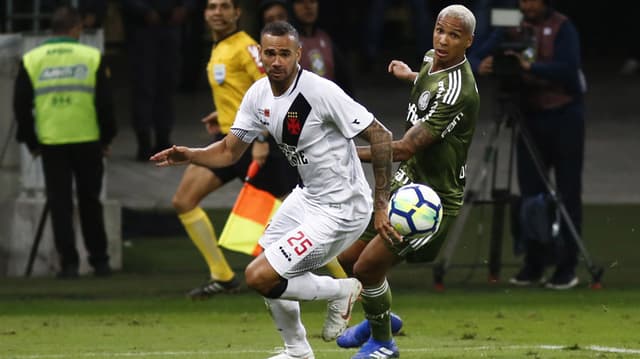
[1, 204, 639, 358]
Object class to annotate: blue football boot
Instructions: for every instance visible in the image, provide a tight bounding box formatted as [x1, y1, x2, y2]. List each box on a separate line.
[337, 313, 403, 348]
[351, 338, 399, 359]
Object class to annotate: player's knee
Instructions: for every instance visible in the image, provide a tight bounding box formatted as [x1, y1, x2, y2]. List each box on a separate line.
[172, 193, 195, 213]
[245, 263, 287, 298]
[351, 262, 367, 283]
[352, 260, 381, 286]
[244, 264, 268, 295]
[171, 192, 183, 211]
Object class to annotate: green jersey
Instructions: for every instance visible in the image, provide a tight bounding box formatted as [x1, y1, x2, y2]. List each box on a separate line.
[392, 50, 479, 215]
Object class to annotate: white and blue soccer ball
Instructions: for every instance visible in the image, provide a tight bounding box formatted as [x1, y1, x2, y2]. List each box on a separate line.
[388, 183, 443, 237]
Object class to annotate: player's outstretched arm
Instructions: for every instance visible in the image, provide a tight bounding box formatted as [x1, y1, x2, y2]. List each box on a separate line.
[358, 123, 436, 163]
[388, 60, 418, 82]
[391, 123, 437, 161]
[150, 134, 251, 168]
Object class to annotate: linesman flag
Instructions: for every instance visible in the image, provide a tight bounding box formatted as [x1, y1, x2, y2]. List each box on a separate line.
[219, 161, 280, 256]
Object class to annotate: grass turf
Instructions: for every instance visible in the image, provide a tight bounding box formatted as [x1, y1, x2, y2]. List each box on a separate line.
[2, 284, 640, 358]
[1, 204, 639, 358]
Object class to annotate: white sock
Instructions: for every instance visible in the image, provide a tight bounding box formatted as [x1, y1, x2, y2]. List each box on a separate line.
[282, 272, 343, 301]
[265, 298, 311, 356]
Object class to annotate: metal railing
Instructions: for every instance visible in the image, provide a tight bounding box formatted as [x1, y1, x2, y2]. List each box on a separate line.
[5, 0, 80, 32]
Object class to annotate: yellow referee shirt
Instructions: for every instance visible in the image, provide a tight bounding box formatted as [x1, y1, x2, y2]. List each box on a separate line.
[207, 31, 265, 134]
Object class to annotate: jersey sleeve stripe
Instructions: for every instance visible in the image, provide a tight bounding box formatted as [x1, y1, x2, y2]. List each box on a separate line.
[230, 128, 252, 142]
[443, 72, 454, 104]
[450, 70, 462, 104]
[443, 71, 457, 104]
[443, 69, 462, 105]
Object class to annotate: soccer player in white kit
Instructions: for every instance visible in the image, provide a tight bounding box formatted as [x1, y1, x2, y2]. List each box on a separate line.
[151, 21, 400, 359]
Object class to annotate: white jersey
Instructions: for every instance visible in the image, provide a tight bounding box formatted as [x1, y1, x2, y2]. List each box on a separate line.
[231, 68, 374, 220]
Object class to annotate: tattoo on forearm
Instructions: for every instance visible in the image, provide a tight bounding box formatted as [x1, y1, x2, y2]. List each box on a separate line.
[407, 124, 433, 151]
[356, 146, 371, 162]
[364, 121, 392, 211]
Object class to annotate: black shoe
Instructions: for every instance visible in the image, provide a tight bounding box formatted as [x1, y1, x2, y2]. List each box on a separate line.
[545, 270, 579, 290]
[509, 266, 545, 286]
[56, 266, 79, 279]
[187, 276, 240, 300]
[93, 263, 112, 278]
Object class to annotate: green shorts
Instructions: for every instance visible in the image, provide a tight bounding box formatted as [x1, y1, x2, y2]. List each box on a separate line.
[359, 213, 456, 263]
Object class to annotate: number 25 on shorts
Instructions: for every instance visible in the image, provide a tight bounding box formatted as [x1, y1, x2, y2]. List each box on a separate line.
[287, 231, 313, 256]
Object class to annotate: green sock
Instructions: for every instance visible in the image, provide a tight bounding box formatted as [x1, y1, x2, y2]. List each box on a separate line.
[361, 279, 392, 342]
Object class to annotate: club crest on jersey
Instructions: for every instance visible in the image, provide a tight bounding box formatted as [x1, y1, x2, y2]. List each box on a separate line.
[287, 112, 301, 135]
[282, 93, 311, 147]
[418, 90, 431, 111]
[213, 64, 225, 84]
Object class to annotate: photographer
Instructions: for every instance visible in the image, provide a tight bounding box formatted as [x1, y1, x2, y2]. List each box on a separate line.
[469, 0, 586, 290]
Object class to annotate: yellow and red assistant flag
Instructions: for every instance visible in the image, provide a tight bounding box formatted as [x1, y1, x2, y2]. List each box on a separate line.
[219, 161, 281, 256]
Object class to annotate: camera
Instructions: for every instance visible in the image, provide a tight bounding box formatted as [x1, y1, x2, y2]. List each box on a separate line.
[489, 8, 535, 90]
[493, 26, 534, 78]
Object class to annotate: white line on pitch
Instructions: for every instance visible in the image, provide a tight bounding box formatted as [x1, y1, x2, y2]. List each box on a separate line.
[5, 344, 640, 358]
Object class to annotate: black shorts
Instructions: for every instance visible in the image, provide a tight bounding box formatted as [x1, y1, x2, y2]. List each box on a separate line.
[210, 133, 299, 198]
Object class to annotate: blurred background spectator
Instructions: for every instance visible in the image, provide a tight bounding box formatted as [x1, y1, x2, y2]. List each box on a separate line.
[178, 0, 207, 92]
[121, 0, 196, 161]
[291, 0, 354, 96]
[258, 0, 291, 34]
[361, 0, 432, 71]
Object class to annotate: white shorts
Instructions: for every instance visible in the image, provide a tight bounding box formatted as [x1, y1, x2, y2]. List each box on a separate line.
[260, 188, 370, 279]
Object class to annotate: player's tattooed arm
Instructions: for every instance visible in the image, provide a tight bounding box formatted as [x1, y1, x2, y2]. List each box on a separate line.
[358, 123, 436, 163]
[356, 145, 372, 162]
[358, 118, 400, 242]
[392, 123, 436, 161]
[359, 120, 392, 202]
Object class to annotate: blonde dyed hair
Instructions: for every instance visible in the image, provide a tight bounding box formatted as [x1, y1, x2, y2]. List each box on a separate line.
[437, 4, 476, 35]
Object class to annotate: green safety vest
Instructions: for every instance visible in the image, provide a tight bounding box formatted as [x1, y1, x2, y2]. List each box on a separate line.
[22, 37, 101, 145]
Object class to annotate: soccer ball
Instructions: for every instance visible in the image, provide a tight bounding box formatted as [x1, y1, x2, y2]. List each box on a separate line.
[388, 183, 443, 238]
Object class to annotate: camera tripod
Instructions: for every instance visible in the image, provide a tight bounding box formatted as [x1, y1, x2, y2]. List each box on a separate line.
[431, 92, 604, 290]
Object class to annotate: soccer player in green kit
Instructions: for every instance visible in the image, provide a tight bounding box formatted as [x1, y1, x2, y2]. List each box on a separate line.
[336, 4, 479, 358]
